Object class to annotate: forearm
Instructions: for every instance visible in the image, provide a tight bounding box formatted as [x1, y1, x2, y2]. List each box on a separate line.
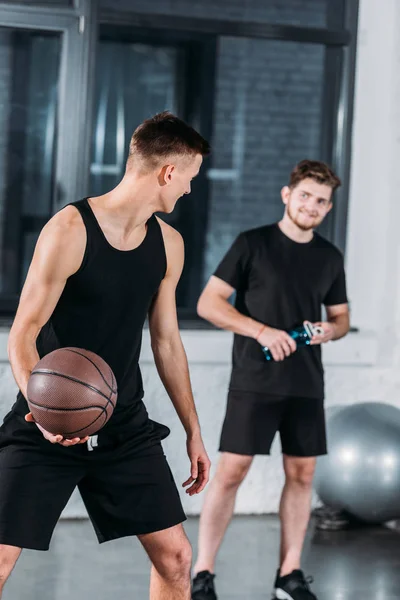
[152, 337, 201, 438]
[8, 326, 40, 399]
[329, 313, 350, 340]
[198, 296, 263, 339]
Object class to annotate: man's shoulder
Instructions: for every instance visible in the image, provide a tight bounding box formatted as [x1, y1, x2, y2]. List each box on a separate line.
[42, 205, 86, 247]
[313, 232, 344, 261]
[155, 216, 183, 247]
[31, 205, 86, 277]
[155, 217, 184, 276]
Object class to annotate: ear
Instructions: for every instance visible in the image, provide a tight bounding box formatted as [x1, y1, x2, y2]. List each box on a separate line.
[281, 186, 291, 206]
[326, 201, 333, 215]
[159, 164, 175, 186]
[165, 164, 175, 183]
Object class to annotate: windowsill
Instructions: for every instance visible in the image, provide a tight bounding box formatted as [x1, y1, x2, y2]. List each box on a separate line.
[0, 327, 378, 367]
[140, 328, 379, 366]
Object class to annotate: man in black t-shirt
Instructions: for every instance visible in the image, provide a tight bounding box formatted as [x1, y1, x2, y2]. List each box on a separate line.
[191, 160, 349, 600]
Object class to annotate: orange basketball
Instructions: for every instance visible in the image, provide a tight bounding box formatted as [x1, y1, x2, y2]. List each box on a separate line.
[27, 347, 117, 438]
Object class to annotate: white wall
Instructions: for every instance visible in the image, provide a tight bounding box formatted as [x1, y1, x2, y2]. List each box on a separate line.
[1, 0, 399, 517]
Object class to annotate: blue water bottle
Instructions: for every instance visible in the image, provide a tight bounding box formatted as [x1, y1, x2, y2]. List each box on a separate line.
[262, 322, 324, 361]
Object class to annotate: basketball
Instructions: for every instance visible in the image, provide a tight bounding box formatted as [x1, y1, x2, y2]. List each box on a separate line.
[27, 347, 117, 438]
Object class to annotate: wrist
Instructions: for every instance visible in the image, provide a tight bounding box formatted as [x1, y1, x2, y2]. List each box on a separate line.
[186, 425, 201, 440]
[327, 322, 337, 340]
[254, 323, 267, 342]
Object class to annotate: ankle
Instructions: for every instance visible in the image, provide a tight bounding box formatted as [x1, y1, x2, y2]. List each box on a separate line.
[193, 565, 214, 577]
[280, 560, 301, 577]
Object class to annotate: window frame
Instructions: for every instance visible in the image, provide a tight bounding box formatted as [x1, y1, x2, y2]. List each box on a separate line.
[0, 0, 97, 315]
[0, 0, 359, 322]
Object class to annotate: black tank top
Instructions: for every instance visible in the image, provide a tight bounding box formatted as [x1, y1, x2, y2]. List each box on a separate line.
[15, 198, 167, 435]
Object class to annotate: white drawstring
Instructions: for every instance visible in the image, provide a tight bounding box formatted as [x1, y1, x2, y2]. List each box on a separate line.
[87, 435, 99, 451]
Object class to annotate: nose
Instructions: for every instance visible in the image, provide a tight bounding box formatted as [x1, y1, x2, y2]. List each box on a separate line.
[303, 198, 319, 214]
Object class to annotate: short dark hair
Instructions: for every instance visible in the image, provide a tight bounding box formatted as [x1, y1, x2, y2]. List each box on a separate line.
[128, 111, 210, 170]
[289, 160, 341, 192]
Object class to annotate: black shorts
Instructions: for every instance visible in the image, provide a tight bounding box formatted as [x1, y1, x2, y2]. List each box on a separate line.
[219, 391, 327, 457]
[0, 410, 186, 551]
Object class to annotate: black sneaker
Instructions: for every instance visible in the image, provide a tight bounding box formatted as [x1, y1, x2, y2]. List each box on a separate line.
[192, 570, 217, 600]
[273, 569, 318, 600]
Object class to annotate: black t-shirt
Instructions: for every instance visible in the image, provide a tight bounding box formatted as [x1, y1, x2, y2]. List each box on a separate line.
[213, 224, 348, 399]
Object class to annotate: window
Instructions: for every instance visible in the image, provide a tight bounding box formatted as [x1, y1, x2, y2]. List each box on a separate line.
[89, 25, 216, 313]
[90, 41, 180, 197]
[0, 28, 61, 296]
[0, 4, 94, 317]
[0, 0, 358, 321]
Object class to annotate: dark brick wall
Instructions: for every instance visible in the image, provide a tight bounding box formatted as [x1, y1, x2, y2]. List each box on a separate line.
[204, 37, 324, 282]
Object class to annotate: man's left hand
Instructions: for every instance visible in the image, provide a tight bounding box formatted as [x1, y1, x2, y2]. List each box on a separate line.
[182, 434, 211, 496]
[308, 321, 336, 345]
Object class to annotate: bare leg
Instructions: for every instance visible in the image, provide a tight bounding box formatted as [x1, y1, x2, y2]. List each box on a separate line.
[0, 545, 22, 598]
[193, 453, 253, 574]
[139, 524, 192, 600]
[279, 456, 316, 575]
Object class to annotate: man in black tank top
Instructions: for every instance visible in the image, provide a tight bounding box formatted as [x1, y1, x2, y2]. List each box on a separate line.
[191, 161, 350, 600]
[0, 112, 210, 600]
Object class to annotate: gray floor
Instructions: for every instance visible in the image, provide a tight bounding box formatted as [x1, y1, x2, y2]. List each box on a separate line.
[3, 516, 400, 599]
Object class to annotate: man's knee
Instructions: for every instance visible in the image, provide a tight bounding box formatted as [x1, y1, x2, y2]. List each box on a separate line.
[0, 545, 21, 589]
[284, 458, 316, 488]
[216, 454, 252, 490]
[156, 538, 192, 583]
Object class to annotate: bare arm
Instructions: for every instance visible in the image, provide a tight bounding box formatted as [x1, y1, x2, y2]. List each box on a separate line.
[310, 303, 350, 345]
[327, 303, 350, 340]
[148, 219, 210, 494]
[197, 276, 264, 338]
[197, 275, 296, 361]
[149, 226, 199, 438]
[7, 206, 88, 444]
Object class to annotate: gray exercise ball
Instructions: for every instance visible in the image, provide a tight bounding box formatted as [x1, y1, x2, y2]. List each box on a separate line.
[315, 402, 400, 523]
